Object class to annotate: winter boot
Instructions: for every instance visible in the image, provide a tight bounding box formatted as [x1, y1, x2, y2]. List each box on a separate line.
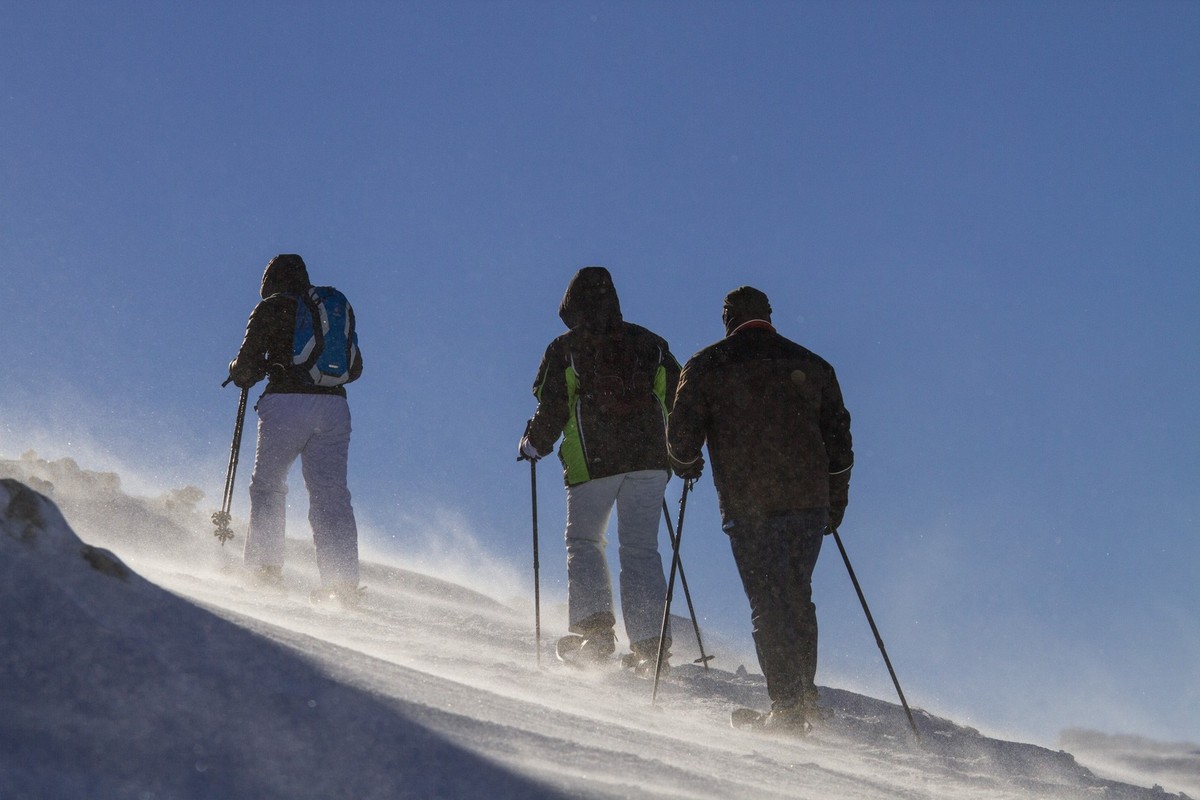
[761, 700, 809, 736]
[310, 582, 363, 609]
[252, 565, 284, 589]
[569, 612, 617, 663]
[577, 629, 616, 662]
[624, 637, 670, 679]
[803, 687, 832, 723]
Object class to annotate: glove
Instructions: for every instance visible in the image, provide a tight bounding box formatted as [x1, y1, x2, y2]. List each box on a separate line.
[826, 505, 846, 534]
[227, 359, 264, 389]
[670, 453, 704, 481]
[518, 435, 542, 462]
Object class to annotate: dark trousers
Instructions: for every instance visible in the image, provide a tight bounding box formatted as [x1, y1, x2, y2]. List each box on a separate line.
[725, 508, 828, 708]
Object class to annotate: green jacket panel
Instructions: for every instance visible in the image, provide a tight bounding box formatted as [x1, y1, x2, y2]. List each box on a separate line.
[528, 322, 680, 486]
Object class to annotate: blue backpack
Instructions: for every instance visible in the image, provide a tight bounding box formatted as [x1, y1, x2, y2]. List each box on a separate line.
[291, 286, 358, 387]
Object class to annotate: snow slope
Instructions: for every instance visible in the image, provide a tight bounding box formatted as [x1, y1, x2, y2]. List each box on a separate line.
[1, 454, 1196, 800]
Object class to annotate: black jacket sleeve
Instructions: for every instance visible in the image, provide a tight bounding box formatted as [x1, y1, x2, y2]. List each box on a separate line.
[666, 356, 708, 471]
[820, 366, 853, 508]
[228, 300, 282, 388]
[525, 338, 569, 455]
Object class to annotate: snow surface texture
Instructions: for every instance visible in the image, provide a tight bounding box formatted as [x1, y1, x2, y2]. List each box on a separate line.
[1, 453, 1196, 800]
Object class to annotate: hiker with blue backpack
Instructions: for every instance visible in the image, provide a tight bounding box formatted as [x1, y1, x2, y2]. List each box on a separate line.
[227, 253, 364, 605]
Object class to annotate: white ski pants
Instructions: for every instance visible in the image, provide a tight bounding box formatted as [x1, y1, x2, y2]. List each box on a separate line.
[564, 469, 671, 648]
[244, 393, 359, 587]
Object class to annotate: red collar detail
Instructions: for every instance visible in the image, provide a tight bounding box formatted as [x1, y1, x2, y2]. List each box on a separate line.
[729, 319, 776, 336]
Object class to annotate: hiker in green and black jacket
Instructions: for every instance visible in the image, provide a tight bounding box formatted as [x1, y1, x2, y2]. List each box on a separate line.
[519, 266, 681, 673]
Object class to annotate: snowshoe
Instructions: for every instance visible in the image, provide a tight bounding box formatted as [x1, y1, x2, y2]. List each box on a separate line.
[620, 650, 670, 680]
[555, 634, 586, 663]
[251, 565, 284, 590]
[309, 583, 364, 609]
[555, 633, 615, 667]
[730, 705, 810, 736]
[621, 637, 670, 680]
[730, 707, 767, 729]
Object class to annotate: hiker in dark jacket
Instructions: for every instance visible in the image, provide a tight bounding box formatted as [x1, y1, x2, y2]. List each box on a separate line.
[668, 286, 852, 732]
[228, 253, 364, 605]
[520, 266, 681, 673]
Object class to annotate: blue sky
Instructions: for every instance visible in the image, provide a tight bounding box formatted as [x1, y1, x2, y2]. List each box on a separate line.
[2, 2, 1197, 745]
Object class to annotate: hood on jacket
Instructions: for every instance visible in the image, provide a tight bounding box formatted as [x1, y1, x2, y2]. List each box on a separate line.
[558, 266, 623, 333]
[260, 253, 312, 299]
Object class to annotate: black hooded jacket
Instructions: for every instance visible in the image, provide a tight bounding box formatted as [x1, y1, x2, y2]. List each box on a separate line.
[526, 267, 681, 486]
[228, 254, 364, 396]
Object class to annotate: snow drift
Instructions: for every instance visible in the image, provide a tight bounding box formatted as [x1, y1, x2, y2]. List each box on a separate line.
[1, 453, 1195, 799]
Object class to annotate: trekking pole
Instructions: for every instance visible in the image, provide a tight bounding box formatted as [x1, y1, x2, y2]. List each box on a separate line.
[211, 382, 249, 545]
[530, 458, 543, 667]
[652, 479, 693, 704]
[831, 528, 921, 740]
[661, 499, 713, 670]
